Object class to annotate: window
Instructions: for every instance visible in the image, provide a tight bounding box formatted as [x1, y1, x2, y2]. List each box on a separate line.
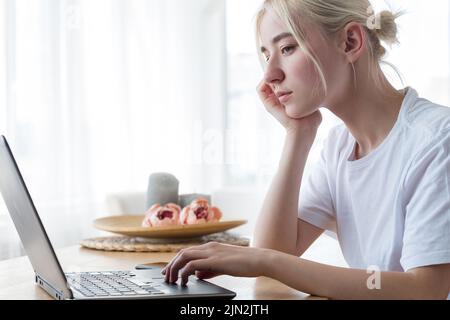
[0, 0, 228, 260]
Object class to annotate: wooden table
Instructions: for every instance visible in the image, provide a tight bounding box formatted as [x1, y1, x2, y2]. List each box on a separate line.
[0, 245, 325, 300]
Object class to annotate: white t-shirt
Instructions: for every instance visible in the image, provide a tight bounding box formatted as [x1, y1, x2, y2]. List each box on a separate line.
[299, 87, 450, 295]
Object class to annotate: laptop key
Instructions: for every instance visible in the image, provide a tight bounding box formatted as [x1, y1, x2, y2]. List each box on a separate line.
[135, 290, 150, 295]
[144, 284, 157, 288]
[91, 291, 107, 295]
[81, 292, 95, 297]
[94, 293, 109, 296]
[74, 288, 94, 297]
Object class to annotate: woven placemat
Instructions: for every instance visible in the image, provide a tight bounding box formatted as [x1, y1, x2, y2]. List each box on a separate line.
[81, 232, 250, 252]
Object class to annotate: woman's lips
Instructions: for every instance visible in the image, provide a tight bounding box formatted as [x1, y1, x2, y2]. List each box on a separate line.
[278, 92, 292, 103]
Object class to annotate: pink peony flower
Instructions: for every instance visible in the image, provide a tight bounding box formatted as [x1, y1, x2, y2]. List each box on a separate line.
[142, 203, 181, 227]
[179, 198, 222, 225]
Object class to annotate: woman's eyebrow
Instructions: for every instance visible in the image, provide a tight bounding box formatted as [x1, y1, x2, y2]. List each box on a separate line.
[260, 32, 294, 53]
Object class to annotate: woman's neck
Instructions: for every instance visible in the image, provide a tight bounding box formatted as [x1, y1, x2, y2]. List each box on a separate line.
[328, 73, 406, 159]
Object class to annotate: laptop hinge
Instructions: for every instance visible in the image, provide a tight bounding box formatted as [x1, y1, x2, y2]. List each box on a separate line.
[35, 273, 72, 300]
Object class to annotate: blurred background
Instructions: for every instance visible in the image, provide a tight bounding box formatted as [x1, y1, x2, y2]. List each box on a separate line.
[0, 0, 448, 263]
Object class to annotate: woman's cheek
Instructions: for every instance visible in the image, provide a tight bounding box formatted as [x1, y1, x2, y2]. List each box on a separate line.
[298, 57, 322, 88]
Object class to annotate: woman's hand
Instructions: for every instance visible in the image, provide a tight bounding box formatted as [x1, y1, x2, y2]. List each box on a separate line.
[256, 80, 322, 136]
[161, 242, 269, 286]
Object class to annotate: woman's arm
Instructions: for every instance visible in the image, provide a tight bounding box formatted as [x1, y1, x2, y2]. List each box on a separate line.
[253, 80, 323, 255]
[265, 250, 450, 300]
[163, 243, 449, 299]
[253, 129, 319, 255]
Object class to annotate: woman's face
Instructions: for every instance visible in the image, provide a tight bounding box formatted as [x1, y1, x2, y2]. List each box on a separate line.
[259, 8, 343, 118]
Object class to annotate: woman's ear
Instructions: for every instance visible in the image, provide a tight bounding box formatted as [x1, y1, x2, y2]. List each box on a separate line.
[340, 22, 365, 63]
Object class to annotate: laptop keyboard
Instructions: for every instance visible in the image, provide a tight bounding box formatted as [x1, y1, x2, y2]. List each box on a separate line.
[65, 271, 165, 297]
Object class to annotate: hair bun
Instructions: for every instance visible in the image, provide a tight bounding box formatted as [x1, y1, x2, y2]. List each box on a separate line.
[375, 10, 400, 45]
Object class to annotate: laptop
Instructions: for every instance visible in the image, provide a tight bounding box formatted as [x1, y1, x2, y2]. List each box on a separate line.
[0, 135, 236, 300]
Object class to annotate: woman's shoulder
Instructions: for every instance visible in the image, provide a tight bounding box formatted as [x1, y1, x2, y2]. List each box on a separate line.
[400, 88, 450, 169]
[402, 88, 450, 138]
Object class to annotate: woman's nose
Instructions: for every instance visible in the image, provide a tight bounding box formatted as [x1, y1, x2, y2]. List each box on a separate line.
[263, 62, 285, 84]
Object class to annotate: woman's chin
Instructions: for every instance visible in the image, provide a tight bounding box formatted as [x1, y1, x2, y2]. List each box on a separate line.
[285, 104, 314, 119]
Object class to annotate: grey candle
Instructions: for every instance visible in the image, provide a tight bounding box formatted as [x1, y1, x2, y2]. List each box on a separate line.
[146, 173, 179, 210]
[179, 193, 211, 208]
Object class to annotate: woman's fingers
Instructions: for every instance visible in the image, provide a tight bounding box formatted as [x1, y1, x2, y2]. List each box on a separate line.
[162, 248, 188, 282]
[256, 79, 266, 94]
[256, 79, 288, 126]
[162, 245, 202, 277]
[257, 80, 278, 106]
[180, 259, 216, 286]
[165, 249, 209, 284]
[164, 248, 187, 283]
[162, 242, 222, 284]
[162, 243, 212, 276]
[162, 248, 184, 279]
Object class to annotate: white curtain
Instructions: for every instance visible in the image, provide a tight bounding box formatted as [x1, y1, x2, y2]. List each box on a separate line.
[0, 0, 227, 259]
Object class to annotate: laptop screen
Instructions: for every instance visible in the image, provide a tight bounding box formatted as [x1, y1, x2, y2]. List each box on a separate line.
[0, 136, 72, 299]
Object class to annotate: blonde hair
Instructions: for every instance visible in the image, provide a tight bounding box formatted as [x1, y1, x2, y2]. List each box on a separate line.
[255, 0, 404, 94]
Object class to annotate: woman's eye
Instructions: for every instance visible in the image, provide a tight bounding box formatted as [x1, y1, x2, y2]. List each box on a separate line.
[263, 45, 296, 62]
[281, 45, 295, 55]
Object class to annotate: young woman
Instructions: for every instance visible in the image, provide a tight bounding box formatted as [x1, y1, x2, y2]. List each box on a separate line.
[162, 0, 450, 299]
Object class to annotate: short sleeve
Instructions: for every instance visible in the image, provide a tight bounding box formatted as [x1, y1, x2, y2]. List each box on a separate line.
[401, 134, 450, 271]
[298, 142, 337, 233]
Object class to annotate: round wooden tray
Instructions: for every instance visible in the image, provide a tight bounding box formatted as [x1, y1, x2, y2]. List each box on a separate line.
[93, 215, 247, 239]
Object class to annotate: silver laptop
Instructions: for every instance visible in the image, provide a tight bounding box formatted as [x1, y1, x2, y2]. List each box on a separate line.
[0, 135, 236, 300]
